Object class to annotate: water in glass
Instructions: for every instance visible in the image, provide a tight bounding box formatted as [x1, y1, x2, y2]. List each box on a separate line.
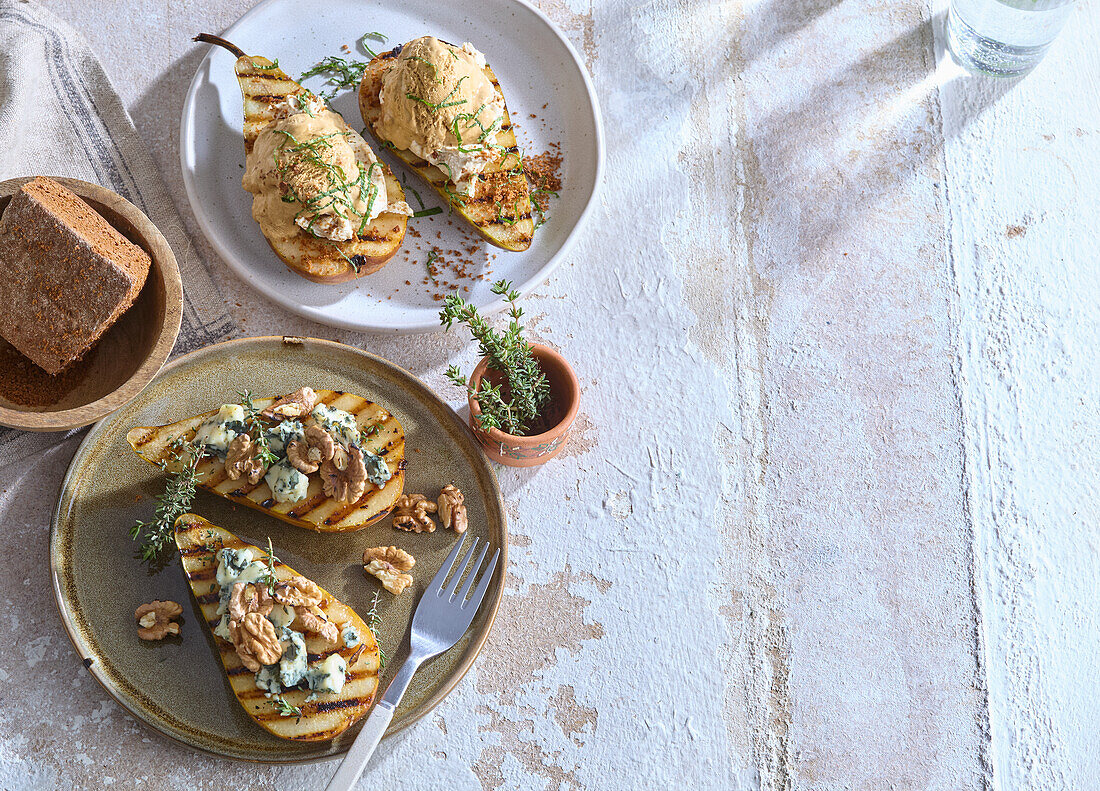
[947, 0, 1074, 77]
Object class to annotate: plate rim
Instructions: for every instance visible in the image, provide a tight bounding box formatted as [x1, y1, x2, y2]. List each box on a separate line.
[49, 335, 508, 763]
[178, 0, 605, 334]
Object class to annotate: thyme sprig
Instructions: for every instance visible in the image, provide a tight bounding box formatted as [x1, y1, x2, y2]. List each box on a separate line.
[261, 537, 281, 594]
[271, 695, 301, 719]
[130, 438, 203, 564]
[440, 280, 550, 436]
[364, 589, 387, 670]
[238, 390, 278, 466]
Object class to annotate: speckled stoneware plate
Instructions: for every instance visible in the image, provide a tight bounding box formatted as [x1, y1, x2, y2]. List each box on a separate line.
[179, 0, 603, 333]
[50, 336, 506, 762]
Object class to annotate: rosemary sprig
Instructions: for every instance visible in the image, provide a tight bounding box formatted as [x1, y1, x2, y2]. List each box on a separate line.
[238, 390, 278, 466]
[364, 589, 387, 670]
[130, 438, 203, 563]
[439, 280, 550, 436]
[425, 249, 439, 282]
[271, 695, 301, 719]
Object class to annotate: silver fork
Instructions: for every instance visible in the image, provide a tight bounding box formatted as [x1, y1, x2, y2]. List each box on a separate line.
[324, 534, 500, 791]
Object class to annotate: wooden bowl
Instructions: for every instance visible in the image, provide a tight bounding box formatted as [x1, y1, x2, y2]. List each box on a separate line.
[0, 177, 183, 431]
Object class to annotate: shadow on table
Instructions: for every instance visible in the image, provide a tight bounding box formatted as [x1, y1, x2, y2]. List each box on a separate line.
[739, 4, 1021, 261]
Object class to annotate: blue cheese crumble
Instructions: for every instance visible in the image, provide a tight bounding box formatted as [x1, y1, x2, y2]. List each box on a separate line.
[362, 450, 391, 488]
[311, 403, 360, 447]
[263, 419, 305, 456]
[306, 653, 347, 694]
[342, 625, 361, 648]
[264, 459, 309, 503]
[212, 547, 270, 639]
[193, 404, 246, 459]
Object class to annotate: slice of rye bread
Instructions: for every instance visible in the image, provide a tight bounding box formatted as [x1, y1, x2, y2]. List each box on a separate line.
[0, 177, 151, 374]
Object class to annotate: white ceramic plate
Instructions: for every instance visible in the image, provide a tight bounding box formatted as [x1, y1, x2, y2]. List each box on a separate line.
[180, 0, 602, 333]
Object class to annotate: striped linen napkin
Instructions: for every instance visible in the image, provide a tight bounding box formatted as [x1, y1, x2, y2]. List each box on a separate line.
[0, 0, 238, 463]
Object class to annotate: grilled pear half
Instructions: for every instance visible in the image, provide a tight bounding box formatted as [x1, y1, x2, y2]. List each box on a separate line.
[127, 390, 405, 533]
[174, 513, 380, 741]
[196, 33, 408, 282]
[358, 46, 534, 251]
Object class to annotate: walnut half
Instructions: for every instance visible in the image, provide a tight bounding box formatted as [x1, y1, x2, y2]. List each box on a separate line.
[272, 575, 323, 608]
[135, 600, 183, 640]
[321, 444, 369, 504]
[437, 485, 467, 533]
[392, 494, 437, 533]
[364, 546, 415, 595]
[286, 424, 336, 474]
[295, 604, 339, 645]
[262, 386, 318, 419]
[225, 434, 268, 484]
[231, 611, 283, 671]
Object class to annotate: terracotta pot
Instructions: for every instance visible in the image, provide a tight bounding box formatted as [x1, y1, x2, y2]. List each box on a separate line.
[467, 344, 579, 467]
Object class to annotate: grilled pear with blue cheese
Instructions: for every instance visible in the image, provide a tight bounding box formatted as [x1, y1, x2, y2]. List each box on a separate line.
[358, 36, 535, 251]
[196, 33, 411, 282]
[126, 387, 406, 533]
[174, 514, 380, 741]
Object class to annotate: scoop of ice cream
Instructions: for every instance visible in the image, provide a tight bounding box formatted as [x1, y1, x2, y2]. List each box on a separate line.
[244, 102, 407, 242]
[375, 37, 503, 157]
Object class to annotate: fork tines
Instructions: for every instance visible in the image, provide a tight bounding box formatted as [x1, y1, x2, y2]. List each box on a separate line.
[430, 534, 499, 609]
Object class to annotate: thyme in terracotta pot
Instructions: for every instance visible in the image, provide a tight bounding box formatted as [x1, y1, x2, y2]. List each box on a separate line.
[440, 281, 579, 466]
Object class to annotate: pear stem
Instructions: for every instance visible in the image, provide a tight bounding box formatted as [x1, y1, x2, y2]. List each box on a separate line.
[194, 33, 246, 59]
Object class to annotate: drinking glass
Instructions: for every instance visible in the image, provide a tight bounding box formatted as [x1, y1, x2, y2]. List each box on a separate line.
[947, 0, 1075, 77]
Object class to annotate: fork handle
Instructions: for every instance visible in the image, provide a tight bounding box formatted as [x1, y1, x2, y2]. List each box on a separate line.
[324, 701, 394, 791]
[324, 654, 425, 790]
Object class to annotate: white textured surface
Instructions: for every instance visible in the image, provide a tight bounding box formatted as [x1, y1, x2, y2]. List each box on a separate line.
[0, 0, 1096, 788]
[937, 0, 1100, 787]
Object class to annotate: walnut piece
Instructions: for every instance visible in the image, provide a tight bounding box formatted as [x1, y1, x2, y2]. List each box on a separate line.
[295, 604, 339, 644]
[437, 485, 467, 533]
[392, 493, 437, 533]
[286, 424, 336, 474]
[321, 444, 368, 503]
[227, 581, 273, 623]
[225, 434, 268, 484]
[134, 600, 183, 640]
[272, 575, 323, 608]
[262, 386, 318, 419]
[231, 611, 283, 671]
[364, 546, 415, 595]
